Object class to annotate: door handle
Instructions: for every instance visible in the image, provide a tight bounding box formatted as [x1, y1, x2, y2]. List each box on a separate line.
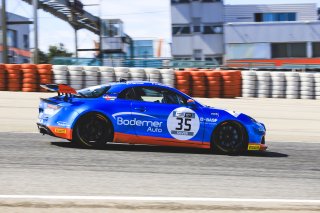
[133, 107, 147, 112]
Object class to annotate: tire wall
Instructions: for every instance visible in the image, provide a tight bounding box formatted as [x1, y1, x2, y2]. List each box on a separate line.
[0, 63, 319, 100]
[174, 69, 241, 98]
[241, 70, 319, 100]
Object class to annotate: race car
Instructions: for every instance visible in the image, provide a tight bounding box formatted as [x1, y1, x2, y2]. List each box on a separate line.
[37, 81, 267, 154]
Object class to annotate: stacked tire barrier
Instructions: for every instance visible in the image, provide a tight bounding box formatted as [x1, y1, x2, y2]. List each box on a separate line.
[285, 72, 300, 99]
[129, 68, 147, 81]
[99, 67, 115, 84]
[0, 64, 6, 91]
[37, 64, 53, 92]
[52, 65, 68, 85]
[221, 71, 241, 98]
[145, 68, 162, 83]
[299, 73, 315, 100]
[160, 69, 175, 87]
[241, 71, 257, 98]
[21, 64, 38, 92]
[5, 64, 21, 91]
[271, 72, 285, 98]
[190, 71, 207, 98]
[83, 66, 99, 88]
[114, 67, 130, 81]
[68, 66, 83, 90]
[175, 70, 191, 95]
[204, 70, 221, 98]
[256, 71, 271, 98]
[315, 73, 320, 100]
[1, 64, 320, 100]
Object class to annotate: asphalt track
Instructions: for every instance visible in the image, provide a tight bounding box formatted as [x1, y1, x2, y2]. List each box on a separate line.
[0, 91, 320, 212]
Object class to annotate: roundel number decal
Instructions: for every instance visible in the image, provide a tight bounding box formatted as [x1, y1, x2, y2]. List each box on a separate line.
[167, 107, 200, 140]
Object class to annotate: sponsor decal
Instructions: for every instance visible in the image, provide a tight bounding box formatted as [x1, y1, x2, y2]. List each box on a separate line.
[114, 112, 163, 133]
[104, 95, 116, 101]
[248, 144, 260, 151]
[54, 128, 67, 134]
[200, 112, 219, 123]
[167, 107, 200, 140]
[112, 112, 156, 119]
[57, 121, 70, 127]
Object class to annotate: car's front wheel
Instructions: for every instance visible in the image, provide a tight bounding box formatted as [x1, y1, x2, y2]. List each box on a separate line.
[211, 121, 247, 154]
[72, 113, 113, 148]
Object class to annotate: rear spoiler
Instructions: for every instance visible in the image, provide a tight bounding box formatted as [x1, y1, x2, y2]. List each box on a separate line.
[40, 84, 77, 96]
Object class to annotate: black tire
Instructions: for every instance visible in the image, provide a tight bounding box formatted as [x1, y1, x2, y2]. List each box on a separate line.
[72, 113, 113, 148]
[211, 121, 247, 154]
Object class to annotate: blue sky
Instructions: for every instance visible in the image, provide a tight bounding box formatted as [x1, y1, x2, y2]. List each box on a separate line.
[4, 0, 320, 57]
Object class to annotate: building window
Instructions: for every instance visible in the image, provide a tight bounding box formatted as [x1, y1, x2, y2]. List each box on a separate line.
[271, 43, 306, 58]
[255, 13, 296, 22]
[192, 17, 201, 33]
[193, 26, 201, 33]
[202, 0, 221, 2]
[7, 30, 17, 48]
[172, 25, 191, 35]
[171, 0, 190, 3]
[174, 57, 192, 60]
[23, 34, 29, 49]
[312, 42, 320, 57]
[193, 49, 202, 60]
[203, 25, 223, 34]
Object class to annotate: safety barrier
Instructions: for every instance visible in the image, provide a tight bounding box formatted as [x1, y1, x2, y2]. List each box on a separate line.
[241, 70, 320, 100]
[0, 64, 319, 100]
[0, 64, 6, 91]
[174, 69, 241, 98]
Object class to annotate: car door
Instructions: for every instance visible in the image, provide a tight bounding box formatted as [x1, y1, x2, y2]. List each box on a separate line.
[131, 86, 205, 145]
[110, 87, 137, 142]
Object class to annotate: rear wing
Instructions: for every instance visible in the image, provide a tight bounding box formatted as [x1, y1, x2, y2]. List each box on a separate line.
[40, 84, 77, 96]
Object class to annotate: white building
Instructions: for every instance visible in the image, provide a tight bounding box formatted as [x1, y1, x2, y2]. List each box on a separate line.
[0, 12, 30, 63]
[171, 1, 320, 64]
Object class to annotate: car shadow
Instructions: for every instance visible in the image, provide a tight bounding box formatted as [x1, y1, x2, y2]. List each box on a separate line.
[51, 142, 288, 158]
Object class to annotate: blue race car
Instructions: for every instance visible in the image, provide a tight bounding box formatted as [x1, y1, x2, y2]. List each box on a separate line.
[37, 81, 267, 154]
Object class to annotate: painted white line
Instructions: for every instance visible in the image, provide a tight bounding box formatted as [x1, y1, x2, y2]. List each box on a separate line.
[0, 195, 319, 203]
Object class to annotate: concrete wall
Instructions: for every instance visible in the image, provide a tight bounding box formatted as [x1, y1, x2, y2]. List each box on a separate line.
[224, 21, 320, 44]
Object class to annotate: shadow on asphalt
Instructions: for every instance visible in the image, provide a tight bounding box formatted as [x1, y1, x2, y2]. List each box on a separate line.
[51, 142, 288, 158]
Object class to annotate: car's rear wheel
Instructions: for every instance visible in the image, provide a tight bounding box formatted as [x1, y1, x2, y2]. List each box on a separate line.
[73, 113, 113, 148]
[211, 121, 247, 154]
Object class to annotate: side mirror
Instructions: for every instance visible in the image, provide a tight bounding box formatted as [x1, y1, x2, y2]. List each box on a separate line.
[187, 99, 196, 108]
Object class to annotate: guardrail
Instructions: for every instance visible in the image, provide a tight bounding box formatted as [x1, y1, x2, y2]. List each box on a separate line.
[51, 57, 220, 69]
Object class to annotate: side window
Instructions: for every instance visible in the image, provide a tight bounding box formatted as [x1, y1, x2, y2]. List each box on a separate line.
[118, 88, 136, 100]
[131, 86, 187, 104]
[135, 87, 164, 103]
[161, 90, 187, 105]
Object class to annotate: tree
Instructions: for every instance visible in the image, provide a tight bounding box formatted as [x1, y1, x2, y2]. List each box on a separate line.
[38, 49, 49, 64]
[46, 43, 73, 62]
[37, 43, 73, 64]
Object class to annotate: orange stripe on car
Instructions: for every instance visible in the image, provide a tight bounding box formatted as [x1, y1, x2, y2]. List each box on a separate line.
[114, 132, 210, 149]
[48, 126, 73, 140]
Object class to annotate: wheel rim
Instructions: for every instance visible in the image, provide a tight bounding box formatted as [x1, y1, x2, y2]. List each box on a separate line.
[77, 114, 110, 146]
[215, 123, 243, 153]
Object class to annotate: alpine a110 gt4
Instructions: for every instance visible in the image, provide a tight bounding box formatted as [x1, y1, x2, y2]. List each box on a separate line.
[37, 81, 267, 154]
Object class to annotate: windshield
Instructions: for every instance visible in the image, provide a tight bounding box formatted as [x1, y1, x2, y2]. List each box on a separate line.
[77, 85, 111, 98]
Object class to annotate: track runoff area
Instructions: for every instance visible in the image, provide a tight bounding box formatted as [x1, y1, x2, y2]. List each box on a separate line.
[0, 91, 320, 212]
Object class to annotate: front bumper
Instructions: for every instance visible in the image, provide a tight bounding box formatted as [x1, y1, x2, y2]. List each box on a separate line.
[248, 143, 268, 151]
[247, 136, 267, 151]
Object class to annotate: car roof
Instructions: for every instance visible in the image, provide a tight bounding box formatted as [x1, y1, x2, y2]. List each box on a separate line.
[104, 81, 171, 92]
